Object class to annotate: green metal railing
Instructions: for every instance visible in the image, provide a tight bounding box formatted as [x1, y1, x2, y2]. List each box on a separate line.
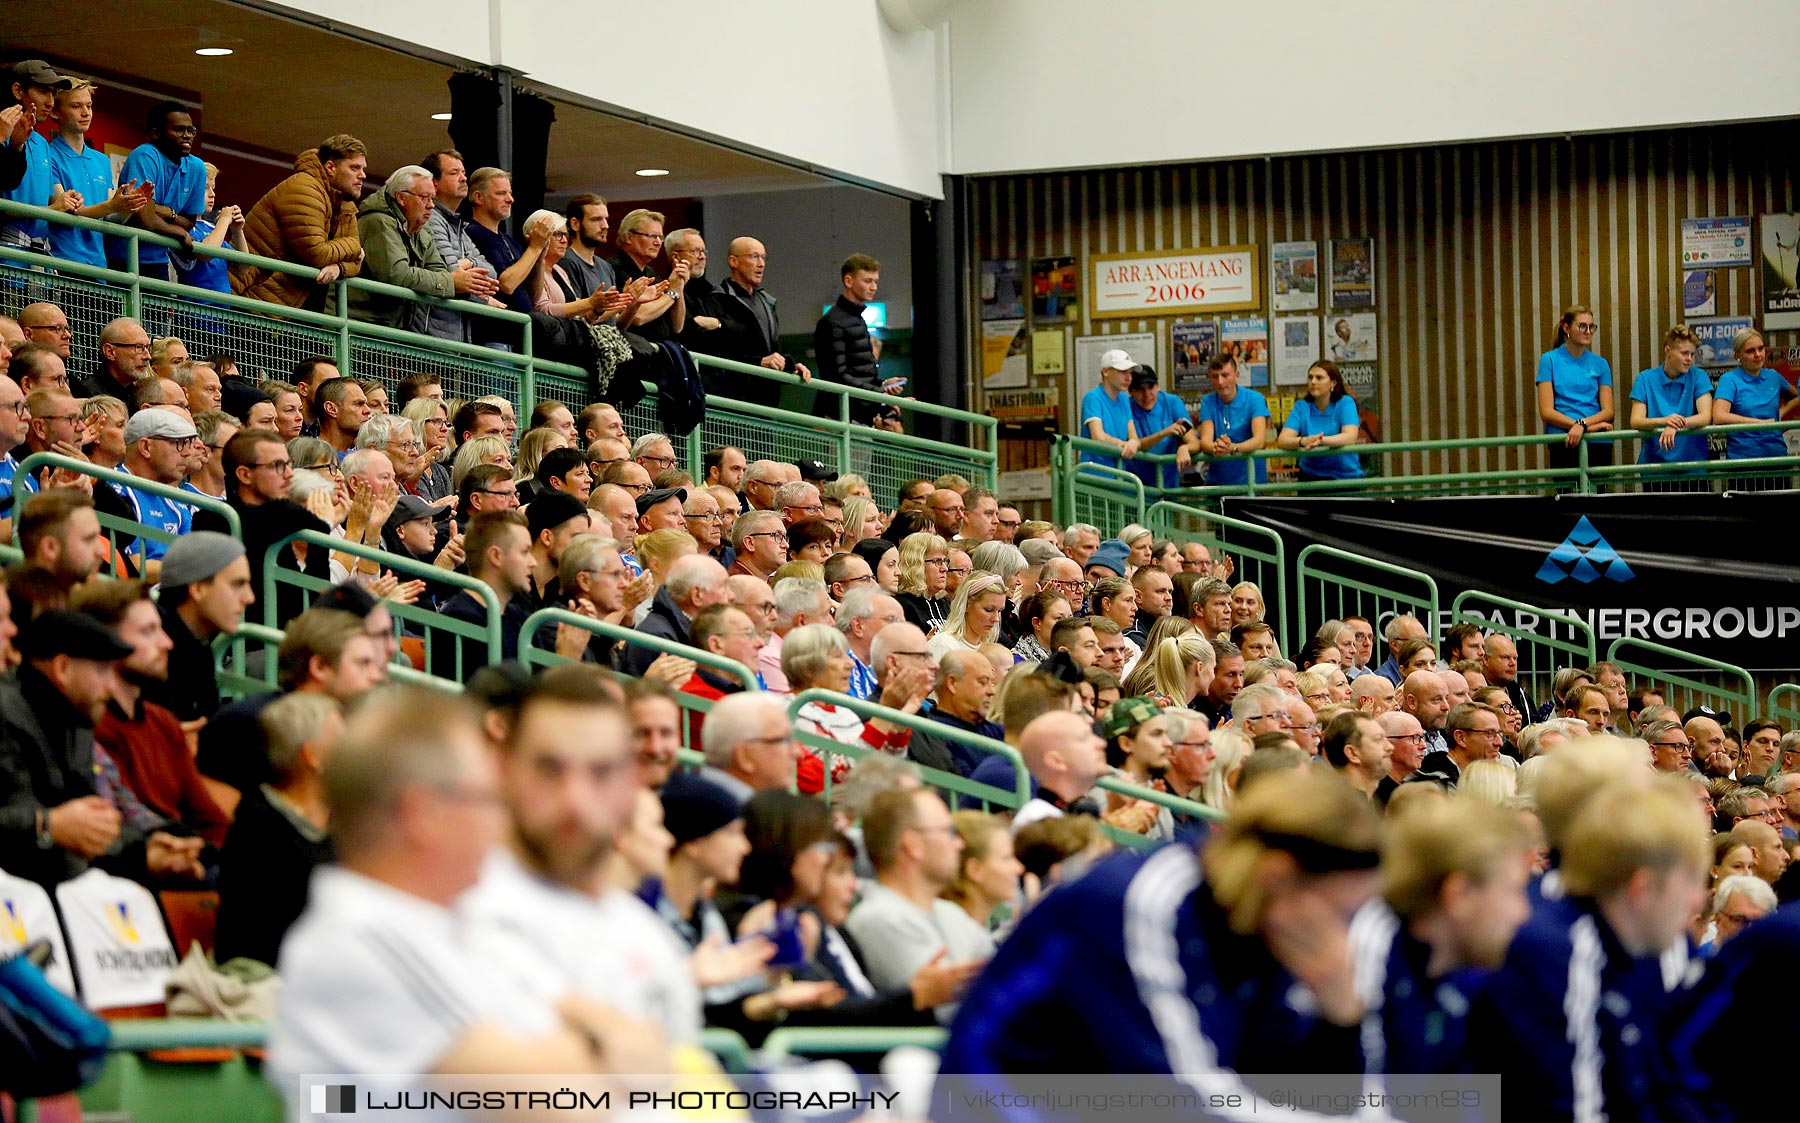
[786, 688, 1030, 811]
[1768, 683, 1800, 729]
[0, 198, 997, 494]
[1451, 590, 1597, 707]
[16, 451, 241, 574]
[1147, 500, 1288, 649]
[262, 530, 502, 681]
[519, 607, 755, 746]
[1052, 422, 1800, 508]
[1606, 636, 1757, 725]
[1295, 544, 1440, 658]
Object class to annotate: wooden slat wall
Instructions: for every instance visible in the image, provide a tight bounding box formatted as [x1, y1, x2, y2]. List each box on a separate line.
[970, 122, 1799, 478]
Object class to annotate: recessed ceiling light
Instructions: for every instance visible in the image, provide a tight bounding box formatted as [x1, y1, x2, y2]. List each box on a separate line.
[195, 47, 234, 57]
[635, 168, 669, 177]
[431, 112, 453, 121]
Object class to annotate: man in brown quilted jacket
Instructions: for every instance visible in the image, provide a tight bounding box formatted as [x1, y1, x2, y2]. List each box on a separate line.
[231, 135, 367, 311]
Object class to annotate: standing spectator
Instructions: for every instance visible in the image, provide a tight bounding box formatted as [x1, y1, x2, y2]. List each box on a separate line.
[1079, 350, 1140, 468]
[113, 101, 210, 277]
[608, 209, 686, 343]
[420, 150, 496, 344]
[1277, 360, 1363, 481]
[46, 79, 151, 266]
[1, 61, 84, 252]
[463, 167, 551, 335]
[1712, 327, 1796, 481]
[1196, 355, 1269, 486]
[349, 166, 497, 333]
[235, 136, 367, 310]
[1628, 324, 1714, 490]
[1124, 364, 1196, 488]
[814, 254, 900, 424]
[178, 163, 245, 294]
[698, 237, 811, 407]
[1535, 304, 1614, 474]
[558, 193, 618, 308]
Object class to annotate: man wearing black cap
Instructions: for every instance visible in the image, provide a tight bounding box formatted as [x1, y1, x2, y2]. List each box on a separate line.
[1, 61, 83, 252]
[636, 486, 686, 535]
[0, 609, 206, 887]
[1125, 364, 1197, 489]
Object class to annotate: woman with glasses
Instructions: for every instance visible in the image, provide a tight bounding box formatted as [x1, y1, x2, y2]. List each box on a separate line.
[1536, 303, 1615, 475]
[895, 531, 950, 634]
[927, 572, 1008, 660]
[520, 209, 636, 323]
[400, 396, 453, 502]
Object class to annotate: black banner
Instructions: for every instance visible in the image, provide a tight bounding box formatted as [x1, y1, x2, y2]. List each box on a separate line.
[1222, 492, 1800, 671]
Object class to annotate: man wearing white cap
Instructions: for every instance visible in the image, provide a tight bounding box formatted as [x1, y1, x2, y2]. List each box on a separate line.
[118, 409, 198, 575]
[1079, 348, 1140, 468]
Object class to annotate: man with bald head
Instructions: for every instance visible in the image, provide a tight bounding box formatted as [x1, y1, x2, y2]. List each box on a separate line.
[16, 303, 72, 363]
[1440, 668, 1472, 711]
[681, 487, 726, 560]
[1732, 820, 1790, 884]
[1352, 673, 1397, 716]
[1686, 714, 1731, 779]
[1013, 709, 1111, 833]
[622, 554, 729, 677]
[1376, 710, 1428, 804]
[925, 488, 965, 541]
[741, 460, 785, 513]
[910, 643, 1001, 777]
[691, 235, 809, 408]
[1400, 669, 1452, 754]
[1482, 633, 1534, 722]
[78, 317, 153, 400]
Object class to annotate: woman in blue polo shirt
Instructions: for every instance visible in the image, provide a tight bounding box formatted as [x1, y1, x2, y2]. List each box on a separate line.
[1277, 360, 1363, 481]
[1712, 327, 1796, 488]
[1535, 304, 1615, 475]
[1628, 324, 1713, 491]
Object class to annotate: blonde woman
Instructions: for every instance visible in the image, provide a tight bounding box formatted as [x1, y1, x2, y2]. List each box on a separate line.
[1204, 728, 1252, 812]
[402, 395, 454, 501]
[896, 531, 950, 634]
[631, 528, 699, 625]
[838, 495, 884, 551]
[928, 572, 1008, 659]
[772, 559, 823, 584]
[513, 427, 568, 484]
[943, 811, 1025, 935]
[521, 209, 635, 322]
[1457, 759, 1518, 806]
[451, 435, 512, 492]
[1118, 524, 1154, 575]
[1148, 632, 1217, 708]
[1229, 581, 1265, 627]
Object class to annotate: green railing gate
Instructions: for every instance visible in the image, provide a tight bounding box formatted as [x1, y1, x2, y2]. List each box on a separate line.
[1147, 500, 1290, 652]
[1450, 590, 1597, 711]
[1295, 544, 1440, 660]
[1605, 636, 1758, 727]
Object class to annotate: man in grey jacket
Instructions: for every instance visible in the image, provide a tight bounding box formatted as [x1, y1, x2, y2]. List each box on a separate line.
[420, 149, 496, 343]
[348, 165, 497, 334]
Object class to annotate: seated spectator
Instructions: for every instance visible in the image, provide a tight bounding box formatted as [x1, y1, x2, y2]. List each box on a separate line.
[10, 342, 69, 396]
[213, 693, 341, 966]
[76, 580, 229, 847]
[1100, 698, 1175, 840]
[909, 643, 1003, 778]
[1421, 701, 1507, 786]
[433, 510, 535, 677]
[844, 788, 991, 1023]
[183, 409, 238, 502]
[0, 609, 205, 887]
[399, 396, 454, 502]
[727, 510, 788, 583]
[1322, 710, 1393, 800]
[349, 165, 497, 333]
[1010, 709, 1112, 832]
[928, 572, 1007, 660]
[15, 488, 105, 601]
[198, 606, 387, 799]
[835, 587, 903, 699]
[117, 408, 198, 574]
[194, 429, 330, 626]
[451, 436, 512, 492]
[537, 447, 594, 505]
[621, 553, 727, 677]
[234, 135, 366, 310]
[759, 577, 831, 693]
[943, 810, 1024, 937]
[786, 622, 928, 786]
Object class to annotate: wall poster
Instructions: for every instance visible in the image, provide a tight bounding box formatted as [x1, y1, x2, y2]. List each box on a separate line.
[1328, 237, 1376, 308]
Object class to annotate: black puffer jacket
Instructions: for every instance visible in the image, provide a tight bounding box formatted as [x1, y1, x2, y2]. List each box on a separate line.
[813, 296, 883, 422]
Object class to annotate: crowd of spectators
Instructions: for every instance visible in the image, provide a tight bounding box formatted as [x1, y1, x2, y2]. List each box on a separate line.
[1, 54, 1795, 1117]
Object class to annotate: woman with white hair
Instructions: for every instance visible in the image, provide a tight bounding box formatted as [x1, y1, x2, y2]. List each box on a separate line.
[784, 623, 931, 791]
[521, 208, 636, 322]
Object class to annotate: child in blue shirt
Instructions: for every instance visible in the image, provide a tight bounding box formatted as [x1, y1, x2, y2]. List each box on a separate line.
[1628, 325, 1713, 479]
[1195, 356, 1269, 486]
[1124, 365, 1196, 489]
[1277, 360, 1363, 480]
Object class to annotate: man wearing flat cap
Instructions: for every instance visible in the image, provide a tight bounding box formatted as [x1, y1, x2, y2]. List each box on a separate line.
[144, 531, 253, 726]
[636, 486, 686, 535]
[118, 408, 199, 576]
[0, 609, 206, 887]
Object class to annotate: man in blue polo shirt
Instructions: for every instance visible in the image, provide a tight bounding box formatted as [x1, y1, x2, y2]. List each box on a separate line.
[1, 60, 86, 252]
[111, 101, 207, 278]
[1078, 348, 1140, 469]
[47, 80, 151, 267]
[1125, 364, 1196, 489]
[117, 408, 197, 574]
[1196, 355, 1270, 486]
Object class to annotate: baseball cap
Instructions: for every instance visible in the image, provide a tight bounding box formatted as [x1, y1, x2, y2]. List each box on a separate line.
[21, 610, 133, 662]
[1128, 364, 1161, 390]
[12, 61, 75, 90]
[526, 492, 590, 541]
[794, 459, 839, 484]
[1098, 348, 1140, 373]
[385, 493, 436, 530]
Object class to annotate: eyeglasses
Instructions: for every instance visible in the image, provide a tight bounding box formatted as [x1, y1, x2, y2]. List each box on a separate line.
[629, 230, 665, 242]
[892, 650, 935, 661]
[148, 435, 203, 448]
[1572, 322, 1598, 332]
[398, 189, 437, 203]
[685, 512, 730, 524]
[620, 483, 650, 495]
[924, 556, 949, 568]
[787, 503, 824, 516]
[2, 402, 26, 416]
[34, 413, 80, 423]
[1389, 733, 1427, 743]
[842, 573, 876, 586]
[1651, 739, 1694, 751]
[1464, 728, 1506, 740]
[638, 454, 675, 469]
[394, 440, 424, 452]
[474, 487, 519, 498]
[252, 459, 294, 473]
[745, 532, 789, 545]
[109, 341, 153, 352]
[24, 323, 71, 336]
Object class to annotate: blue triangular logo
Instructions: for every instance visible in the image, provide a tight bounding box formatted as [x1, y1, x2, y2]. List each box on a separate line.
[1538, 517, 1635, 585]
